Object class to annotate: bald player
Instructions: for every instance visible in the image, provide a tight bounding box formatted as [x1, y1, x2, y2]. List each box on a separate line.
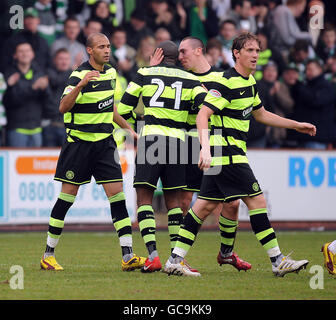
[40, 33, 146, 272]
[118, 41, 207, 272]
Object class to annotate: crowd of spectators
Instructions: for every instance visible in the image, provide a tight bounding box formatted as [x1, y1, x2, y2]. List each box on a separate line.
[0, 0, 335, 149]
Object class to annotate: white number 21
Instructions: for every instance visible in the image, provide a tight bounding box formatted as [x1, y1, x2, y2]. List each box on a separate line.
[149, 78, 183, 110]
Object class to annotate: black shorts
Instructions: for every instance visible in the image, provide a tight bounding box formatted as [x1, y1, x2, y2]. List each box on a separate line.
[134, 135, 186, 190]
[54, 135, 123, 185]
[198, 163, 263, 202]
[183, 134, 203, 192]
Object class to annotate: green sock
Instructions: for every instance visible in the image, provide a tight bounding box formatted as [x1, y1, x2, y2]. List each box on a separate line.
[137, 205, 157, 256]
[219, 215, 238, 256]
[167, 207, 183, 251]
[45, 192, 76, 257]
[249, 208, 281, 262]
[109, 192, 133, 260]
[172, 208, 203, 260]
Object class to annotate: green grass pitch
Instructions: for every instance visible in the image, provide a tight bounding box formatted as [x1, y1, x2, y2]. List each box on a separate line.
[0, 230, 335, 300]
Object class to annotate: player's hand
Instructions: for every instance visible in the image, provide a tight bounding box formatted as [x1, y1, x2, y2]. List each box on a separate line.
[131, 130, 138, 141]
[150, 48, 164, 67]
[295, 122, 316, 136]
[78, 71, 100, 88]
[198, 147, 212, 170]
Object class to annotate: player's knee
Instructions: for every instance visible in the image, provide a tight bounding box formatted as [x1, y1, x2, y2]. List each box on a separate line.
[103, 182, 123, 198]
[164, 189, 181, 210]
[222, 200, 240, 220]
[61, 183, 79, 196]
[180, 200, 190, 215]
[192, 199, 218, 220]
[136, 187, 154, 207]
[244, 194, 266, 211]
[180, 193, 193, 214]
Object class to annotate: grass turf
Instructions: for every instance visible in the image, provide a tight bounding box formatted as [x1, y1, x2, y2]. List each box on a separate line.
[0, 230, 335, 300]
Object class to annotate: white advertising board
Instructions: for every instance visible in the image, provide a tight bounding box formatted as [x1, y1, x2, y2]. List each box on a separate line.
[238, 150, 336, 221]
[0, 149, 136, 224]
[0, 149, 335, 224]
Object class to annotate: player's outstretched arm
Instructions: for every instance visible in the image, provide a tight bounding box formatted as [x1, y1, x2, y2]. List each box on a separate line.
[252, 106, 316, 136]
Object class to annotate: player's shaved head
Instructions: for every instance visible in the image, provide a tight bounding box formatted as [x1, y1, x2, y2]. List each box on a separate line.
[157, 40, 178, 65]
[86, 32, 109, 48]
[181, 36, 206, 55]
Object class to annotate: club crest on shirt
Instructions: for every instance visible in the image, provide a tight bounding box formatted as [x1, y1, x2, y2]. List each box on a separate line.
[209, 89, 222, 98]
[64, 87, 73, 94]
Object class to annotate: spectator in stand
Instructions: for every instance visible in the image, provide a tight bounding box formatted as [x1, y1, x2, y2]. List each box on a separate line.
[280, 63, 300, 91]
[51, 16, 88, 70]
[252, 0, 269, 31]
[147, 0, 186, 42]
[264, 63, 299, 148]
[316, 24, 336, 66]
[54, 0, 68, 35]
[289, 59, 336, 149]
[324, 53, 336, 148]
[3, 42, 51, 147]
[325, 52, 336, 86]
[35, 0, 57, 46]
[247, 62, 275, 148]
[1, 7, 50, 73]
[211, 0, 231, 22]
[69, 0, 124, 29]
[154, 27, 172, 46]
[90, 0, 116, 37]
[263, 0, 282, 42]
[0, 72, 7, 146]
[288, 40, 312, 81]
[134, 35, 157, 69]
[254, 29, 285, 81]
[176, 1, 188, 35]
[187, 0, 219, 45]
[43, 48, 72, 147]
[270, 0, 311, 59]
[269, 64, 296, 148]
[109, 27, 136, 82]
[224, 0, 257, 34]
[126, 35, 157, 113]
[124, 9, 154, 50]
[216, 19, 237, 68]
[255, 61, 296, 148]
[77, 18, 103, 46]
[205, 38, 230, 70]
